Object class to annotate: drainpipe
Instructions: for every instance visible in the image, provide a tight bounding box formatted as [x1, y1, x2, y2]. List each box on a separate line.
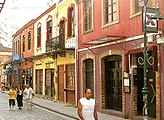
[75, 0, 79, 106]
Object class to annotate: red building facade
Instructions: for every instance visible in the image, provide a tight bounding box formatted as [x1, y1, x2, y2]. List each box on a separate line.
[76, 0, 164, 119]
[12, 20, 34, 88]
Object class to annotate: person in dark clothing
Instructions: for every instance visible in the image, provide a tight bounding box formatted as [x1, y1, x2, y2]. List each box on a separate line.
[16, 86, 23, 110]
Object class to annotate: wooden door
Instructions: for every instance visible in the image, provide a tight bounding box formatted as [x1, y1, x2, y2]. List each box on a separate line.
[58, 65, 64, 102]
[104, 55, 122, 111]
[36, 69, 43, 94]
[45, 69, 51, 96]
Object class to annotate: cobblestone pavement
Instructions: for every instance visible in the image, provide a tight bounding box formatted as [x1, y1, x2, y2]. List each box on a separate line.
[0, 93, 74, 120]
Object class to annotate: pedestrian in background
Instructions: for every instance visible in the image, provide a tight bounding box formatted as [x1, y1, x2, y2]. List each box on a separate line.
[78, 88, 98, 120]
[8, 86, 16, 111]
[23, 84, 34, 110]
[16, 85, 23, 110]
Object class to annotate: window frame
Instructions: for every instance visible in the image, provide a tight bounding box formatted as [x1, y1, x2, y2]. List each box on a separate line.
[46, 20, 52, 41]
[37, 26, 41, 48]
[83, 0, 93, 33]
[130, 0, 155, 18]
[102, 0, 119, 27]
[28, 31, 31, 50]
[22, 35, 25, 52]
[67, 4, 75, 37]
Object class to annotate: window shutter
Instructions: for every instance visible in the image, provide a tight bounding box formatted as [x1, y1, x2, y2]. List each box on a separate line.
[67, 8, 71, 37]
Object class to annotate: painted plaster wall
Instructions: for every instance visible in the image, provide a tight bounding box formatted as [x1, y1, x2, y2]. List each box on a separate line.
[34, 4, 57, 56]
[33, 56, 55, 95]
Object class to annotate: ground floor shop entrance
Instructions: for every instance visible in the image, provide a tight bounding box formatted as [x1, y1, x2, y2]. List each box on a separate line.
[136, 67, 156, 118]
[135, 51, 156, 118]
[103, 55, 122, 111]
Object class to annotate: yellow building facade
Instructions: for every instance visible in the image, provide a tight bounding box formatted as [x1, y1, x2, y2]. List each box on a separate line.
[54, 0, 76, 104]
[33, 0, 77, 105]
[33, 4, 57, 99]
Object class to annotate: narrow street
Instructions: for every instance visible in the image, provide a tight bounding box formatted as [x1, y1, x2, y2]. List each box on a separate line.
[0, 92, 75, 120]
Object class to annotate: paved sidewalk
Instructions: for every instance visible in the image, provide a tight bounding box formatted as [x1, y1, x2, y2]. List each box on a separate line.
[32, 97, 127, 120]
[1, 90, 126, 120]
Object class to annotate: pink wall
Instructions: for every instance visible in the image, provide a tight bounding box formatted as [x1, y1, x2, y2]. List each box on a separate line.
[78, 0, 143, 49]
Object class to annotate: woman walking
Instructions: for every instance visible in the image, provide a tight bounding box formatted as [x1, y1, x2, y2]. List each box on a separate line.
[16, 86, 23, 110]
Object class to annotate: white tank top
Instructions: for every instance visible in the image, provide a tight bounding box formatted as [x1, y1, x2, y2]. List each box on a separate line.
[79, 98, 95, 120]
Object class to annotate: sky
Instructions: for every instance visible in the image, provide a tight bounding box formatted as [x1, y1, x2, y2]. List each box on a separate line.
[0, 0, 57, 47]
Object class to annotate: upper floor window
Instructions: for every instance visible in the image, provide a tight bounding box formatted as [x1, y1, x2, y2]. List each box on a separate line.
[131, 0, 153, 15]
[67, 5, 75, 37]
[22, 35, 25, 52]
[83, 0, 92, 32]
[15, 41, 17, 55]
[28, 31, 31, 50]
[37, 26, 41, 48]
[47, 20, 52, 40]
[103, 0, 117, 24]
[19, 35, 21, 54]
[16, 41, 18, 54]
[135, 0, 143, 13]
[14, 42, 15, 55]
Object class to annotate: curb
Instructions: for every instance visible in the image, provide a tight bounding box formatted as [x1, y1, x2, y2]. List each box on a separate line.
[33, 103, 79, 120]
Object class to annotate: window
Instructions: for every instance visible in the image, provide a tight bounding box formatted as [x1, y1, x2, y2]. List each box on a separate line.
[132, 0, 153, 14]
[67, 5, 75, 37]
[28, 31, 31, 50]
[47, 20, 52, 40]
[37, 27, 41, 48]
[15, 41, 17, 55]
[18, 39, 21, 54]
[66, 64, 75, 88]
[22, 35, 25, 52]
[14, 42, 15, 55]
[19, 35, 21, 54]
[16, 41, 18, 54]
[104, 0, 117, 24]
[135, 0, 143, 13]
[83, 0, 92, 32]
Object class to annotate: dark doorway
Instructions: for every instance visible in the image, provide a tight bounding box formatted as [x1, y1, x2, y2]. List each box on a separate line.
[137, 52, 156, 118]
[85, 59, 94, 98]
[104, 55, 122, 111]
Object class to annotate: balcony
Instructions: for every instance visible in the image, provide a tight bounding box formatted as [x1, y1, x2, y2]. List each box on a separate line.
[46, 36, 60, 53]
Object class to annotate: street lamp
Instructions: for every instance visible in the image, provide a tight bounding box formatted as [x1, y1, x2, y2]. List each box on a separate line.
[142, 0, 163, 119]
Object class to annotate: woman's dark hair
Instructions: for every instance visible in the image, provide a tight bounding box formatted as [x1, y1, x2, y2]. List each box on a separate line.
[84, 88, 91, 93]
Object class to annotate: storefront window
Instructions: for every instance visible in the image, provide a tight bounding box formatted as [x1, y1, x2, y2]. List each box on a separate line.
[66, 64, 75, 88]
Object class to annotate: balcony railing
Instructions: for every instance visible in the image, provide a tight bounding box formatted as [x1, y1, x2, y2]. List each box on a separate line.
[46, 36, 60, 52]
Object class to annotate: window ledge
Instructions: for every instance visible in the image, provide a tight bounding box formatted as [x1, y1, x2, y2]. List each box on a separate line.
[130, 12, 142, 19]
[102, 20, 119, 29]
[83, 29, 94, 35]
[36, 47, 42, 52]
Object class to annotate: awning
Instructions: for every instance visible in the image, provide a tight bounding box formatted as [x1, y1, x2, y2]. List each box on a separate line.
[82, 35, 127, 45]
[125, 46, 154, 55]
[125, 46, 158, 73]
